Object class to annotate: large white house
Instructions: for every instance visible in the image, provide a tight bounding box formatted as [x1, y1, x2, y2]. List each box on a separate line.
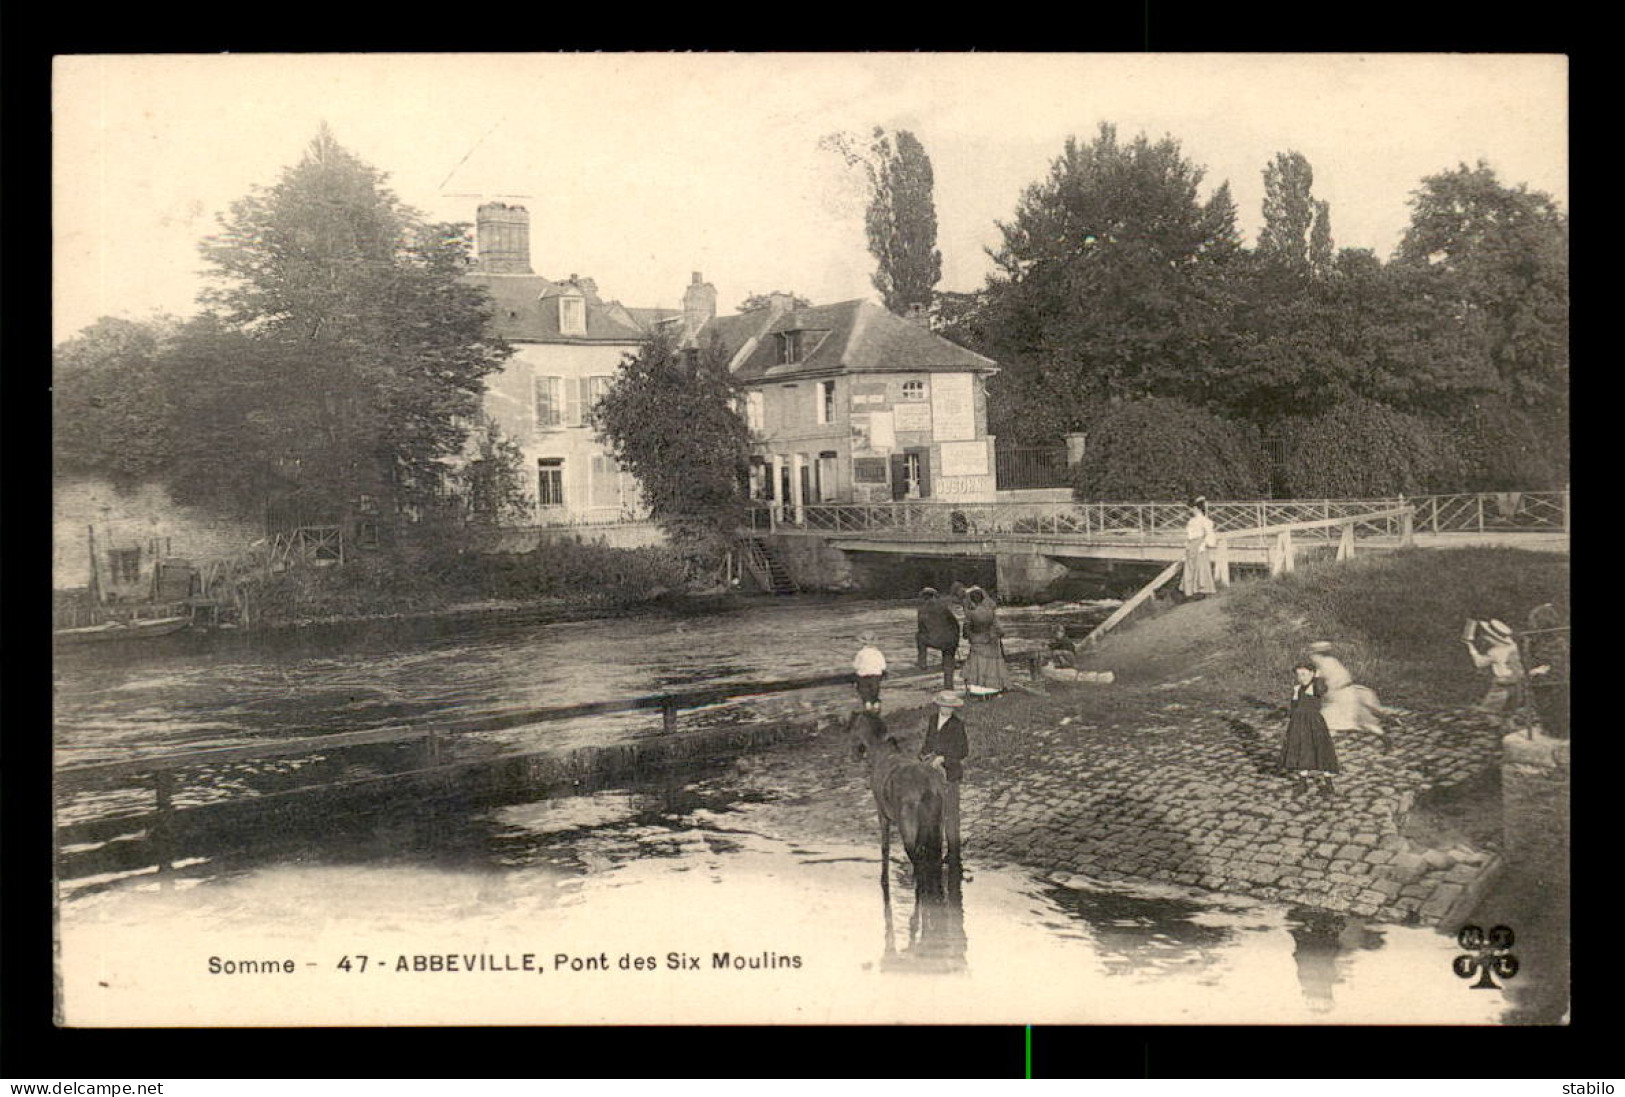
[463, 202, 717, 531]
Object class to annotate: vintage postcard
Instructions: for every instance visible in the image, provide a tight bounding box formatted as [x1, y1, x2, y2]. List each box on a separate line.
[51, 52, 1569, 1027]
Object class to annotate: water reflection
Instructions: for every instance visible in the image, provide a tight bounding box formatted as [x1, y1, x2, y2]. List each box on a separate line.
[880, 858, 968, 976]
[1289, 907, 1386, 1014]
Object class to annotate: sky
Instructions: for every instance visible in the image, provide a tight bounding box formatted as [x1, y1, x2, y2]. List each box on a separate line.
[52, 53, 1567, 344]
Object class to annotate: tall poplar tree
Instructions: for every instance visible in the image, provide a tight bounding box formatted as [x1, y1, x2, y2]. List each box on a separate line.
[824, 127, 943, 314]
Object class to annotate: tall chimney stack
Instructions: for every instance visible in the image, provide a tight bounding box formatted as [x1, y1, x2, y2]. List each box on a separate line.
[475, 202, 533, 274]
[682, 271, 718, 338]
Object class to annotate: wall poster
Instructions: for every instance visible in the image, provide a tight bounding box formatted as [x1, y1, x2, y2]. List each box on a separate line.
[930, 372, 976, 441]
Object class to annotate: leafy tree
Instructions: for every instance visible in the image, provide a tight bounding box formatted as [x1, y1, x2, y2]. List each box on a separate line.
[189, 124, 511, 520]
[1210, 246, 1496, 423]
[1396, 161, 1568, 479]
[456, 414, 533, 526]
[823, 128, 944, 314]
[1258, 151, 1319, 270]
[52, 316, 180, 485]
[1309, 199, 1334, 276]
[736, 291, 812, 313]
[1276, 396, 1447, 497]
[977, 124, 1244, 443]
[593, 329, 750, 573]
[1070, 398, 1267, 502]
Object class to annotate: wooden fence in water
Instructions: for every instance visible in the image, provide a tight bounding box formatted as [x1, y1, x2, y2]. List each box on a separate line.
[54, 669, 879, 877]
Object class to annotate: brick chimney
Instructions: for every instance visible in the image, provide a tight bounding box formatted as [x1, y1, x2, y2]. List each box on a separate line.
[904, 301, 931, 328]
[682, 271, 718, 337]
[767, 292, 798, 319]
[476, 202, 533, 274]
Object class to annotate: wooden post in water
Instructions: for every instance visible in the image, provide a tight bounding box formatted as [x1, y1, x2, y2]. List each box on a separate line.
[1281, 530, 1295, 574]
[1336, 522, 1355, 562]
[1400, 508, 1415, 548]
[661, 699, 678, 734]
[152, 770, 176, 882]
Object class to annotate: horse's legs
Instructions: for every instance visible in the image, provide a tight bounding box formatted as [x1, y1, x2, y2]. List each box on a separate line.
[878, 810, 891, 883]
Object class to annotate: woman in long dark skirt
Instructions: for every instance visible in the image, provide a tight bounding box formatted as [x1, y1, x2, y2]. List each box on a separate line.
[1281, 661, 1339, 797]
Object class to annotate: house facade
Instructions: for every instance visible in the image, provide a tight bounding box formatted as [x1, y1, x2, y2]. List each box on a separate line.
[464, 202, 717, 531]
[695, 296, 999, 514]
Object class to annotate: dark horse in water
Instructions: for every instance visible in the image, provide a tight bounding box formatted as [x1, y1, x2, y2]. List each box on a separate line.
[848, 710, 946, 891]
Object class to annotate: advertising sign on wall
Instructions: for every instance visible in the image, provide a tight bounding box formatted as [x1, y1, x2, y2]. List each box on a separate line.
[938, 438, 989, 477]
[930, 373, 976, 441]
[892, 402, 932, 434]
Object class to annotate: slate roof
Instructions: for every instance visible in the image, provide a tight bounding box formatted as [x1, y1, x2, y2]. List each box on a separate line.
[698, 299, 997, 382]
[463, 272, 653, 343]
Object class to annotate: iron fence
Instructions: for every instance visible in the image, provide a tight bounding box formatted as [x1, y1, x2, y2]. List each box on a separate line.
[994, 447, 1071, 491]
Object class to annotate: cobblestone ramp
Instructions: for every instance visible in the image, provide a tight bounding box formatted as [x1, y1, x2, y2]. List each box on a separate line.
[965, 702, 1508, 926]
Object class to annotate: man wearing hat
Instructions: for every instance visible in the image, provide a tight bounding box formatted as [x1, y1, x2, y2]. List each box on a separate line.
[921, 690, 970, 858]
[1463, 618, 1526, 715]
[916, 587, 963, 690]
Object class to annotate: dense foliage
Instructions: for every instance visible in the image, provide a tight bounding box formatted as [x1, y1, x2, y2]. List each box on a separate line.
[1068, 398, 1267, 502]
[944, 125, 1567, 494]
[593, 330, 751, 573]
[980, 124, 1244, 444]
[455, 415, 534, 526]
[54, 126, 513, 527]
[1275, 397, 1445, 498]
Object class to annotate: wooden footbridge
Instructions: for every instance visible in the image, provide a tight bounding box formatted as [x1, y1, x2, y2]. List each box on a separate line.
[744, 490, 1570, 608]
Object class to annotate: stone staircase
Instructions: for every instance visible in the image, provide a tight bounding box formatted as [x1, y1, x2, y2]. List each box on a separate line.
[740, 537, 798, 595]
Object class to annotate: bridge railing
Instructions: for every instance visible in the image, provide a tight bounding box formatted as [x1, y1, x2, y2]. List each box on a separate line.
[749, 498, 1418, 539]
[747, 491, 1568, 540]
[1407, 490, 1569, 534]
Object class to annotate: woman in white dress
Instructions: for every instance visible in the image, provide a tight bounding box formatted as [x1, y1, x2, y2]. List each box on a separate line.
[1307, 640, 1389, 748]
[1180, 497, 1218, 598]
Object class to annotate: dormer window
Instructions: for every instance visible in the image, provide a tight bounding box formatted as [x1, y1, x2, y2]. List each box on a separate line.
[559, 295, 587, 336]
[776, 331, 799, 365]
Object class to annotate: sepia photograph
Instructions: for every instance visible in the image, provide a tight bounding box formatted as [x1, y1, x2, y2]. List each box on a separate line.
[49, 52, 1569, 1029]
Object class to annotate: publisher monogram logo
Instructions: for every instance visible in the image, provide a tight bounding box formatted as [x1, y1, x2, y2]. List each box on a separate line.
[1453, 924, 1518, 990]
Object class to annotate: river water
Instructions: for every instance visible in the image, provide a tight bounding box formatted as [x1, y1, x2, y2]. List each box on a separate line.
[52, 595, 1528, 1026]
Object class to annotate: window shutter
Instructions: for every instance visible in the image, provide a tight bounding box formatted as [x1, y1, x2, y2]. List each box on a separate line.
[890, 453, 909, 500]
[914, 447, 933, 498]
[567, 377, 583, 426]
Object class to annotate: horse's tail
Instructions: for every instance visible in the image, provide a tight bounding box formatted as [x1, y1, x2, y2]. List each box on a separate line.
[906, 782, 945, 893]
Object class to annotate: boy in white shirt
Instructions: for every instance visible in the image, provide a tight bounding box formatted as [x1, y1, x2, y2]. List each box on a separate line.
[853, 632, 887, 712]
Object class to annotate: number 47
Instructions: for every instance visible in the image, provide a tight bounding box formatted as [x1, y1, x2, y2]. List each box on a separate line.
[338, 955, 370, 972]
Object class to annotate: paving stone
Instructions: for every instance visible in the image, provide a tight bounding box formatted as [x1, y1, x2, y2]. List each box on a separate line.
[1420, 883, 1465, 921]
[1363, 849, 1395, 865]
[1336, 844, 1365, 862]
[1443, 863, 1481, 886]
[1423, 849, 1455, 870]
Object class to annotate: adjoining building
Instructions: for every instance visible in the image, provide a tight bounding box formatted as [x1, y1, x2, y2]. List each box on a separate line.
[691, 295, 1000, 515]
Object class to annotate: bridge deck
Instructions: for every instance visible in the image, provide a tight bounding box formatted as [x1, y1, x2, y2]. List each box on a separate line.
[812, 529, 1566, 562]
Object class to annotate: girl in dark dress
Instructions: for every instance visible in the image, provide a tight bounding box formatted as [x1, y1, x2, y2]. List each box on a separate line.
[1282, 662, 1339, 798]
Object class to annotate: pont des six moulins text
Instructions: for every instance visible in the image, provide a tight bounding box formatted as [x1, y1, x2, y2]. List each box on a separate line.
[207, 951, 804, 976]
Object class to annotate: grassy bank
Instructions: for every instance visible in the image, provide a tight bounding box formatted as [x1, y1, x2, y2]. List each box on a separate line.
[1073, 547, 1568, 710]
[249, 538, 693, 628]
